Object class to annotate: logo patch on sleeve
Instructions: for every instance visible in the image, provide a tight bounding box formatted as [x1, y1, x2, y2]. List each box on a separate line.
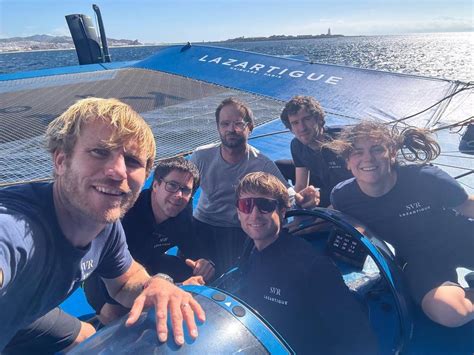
[0, 268, 3, 288]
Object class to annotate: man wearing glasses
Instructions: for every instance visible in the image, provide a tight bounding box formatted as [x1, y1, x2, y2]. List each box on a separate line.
[84, 157, 214, 325]
[190, 98, 319, 277]
[234, 172, 378, 354]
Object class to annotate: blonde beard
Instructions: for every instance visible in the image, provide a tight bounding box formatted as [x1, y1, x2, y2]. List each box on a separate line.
[60, 162, 140, 224]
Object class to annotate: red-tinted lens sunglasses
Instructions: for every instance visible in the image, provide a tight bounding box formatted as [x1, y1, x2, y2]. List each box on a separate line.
[236, 197, 279, 214]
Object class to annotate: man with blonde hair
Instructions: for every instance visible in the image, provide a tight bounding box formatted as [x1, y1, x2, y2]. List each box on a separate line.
[0, 98, 204, 353]
[233, 172, 378, 354]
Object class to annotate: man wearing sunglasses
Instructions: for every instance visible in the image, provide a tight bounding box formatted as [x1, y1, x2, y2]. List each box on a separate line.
[84, 157, 214, 325]
[191, 97, 320, 277]
[234, 172, 378, 354]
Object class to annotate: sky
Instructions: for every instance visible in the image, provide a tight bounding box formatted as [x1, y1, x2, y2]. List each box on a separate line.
[0, 0, 472, 43]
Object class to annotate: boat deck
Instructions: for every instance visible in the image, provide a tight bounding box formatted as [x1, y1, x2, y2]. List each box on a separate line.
[0, 67, 285, 186]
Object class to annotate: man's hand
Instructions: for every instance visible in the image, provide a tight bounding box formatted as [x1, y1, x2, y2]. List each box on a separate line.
[125, 276, 205, 346]
[295, 185, 320, 208]
[182, 275, 205, 286]
[185, 258, 215, 281]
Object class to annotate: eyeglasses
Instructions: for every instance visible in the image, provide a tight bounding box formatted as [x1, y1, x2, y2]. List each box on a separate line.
[158, 178, 193, 196]
[236, 197, 279, 214]
[218, 121, 248, 130]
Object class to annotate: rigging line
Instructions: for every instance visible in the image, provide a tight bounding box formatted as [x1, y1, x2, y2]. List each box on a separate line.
[456, 179, 473, 190]
[442, 150, 474, 154]
[438, 153, 474, 159]
[455, 169, 474, 180]
[432, 162, 472, 171]
[0, 177, 52, 188]
[458, 182, 474, 190]
[437, 88, 472, 118]
[427, 81, 470, 127]
[157, 150, 193, 160]
[393, 86, 471, 127]
[430, 117, 474, 133]
[325, 110, 361, 121]
[249, 129, 291, 140]
[384, 82, 473, 126]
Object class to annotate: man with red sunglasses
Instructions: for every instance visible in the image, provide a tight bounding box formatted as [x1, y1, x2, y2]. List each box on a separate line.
[234, 172, 378, 354]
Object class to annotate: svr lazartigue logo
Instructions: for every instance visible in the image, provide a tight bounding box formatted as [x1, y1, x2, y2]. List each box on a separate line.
[264, 286, 288, 305]
[399, 201, 431, 218]
[198, 55, 343, 85]
[80, 259, 95, 280]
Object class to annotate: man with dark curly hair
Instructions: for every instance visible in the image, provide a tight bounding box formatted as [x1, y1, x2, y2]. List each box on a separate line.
[280, 95, 352, 207]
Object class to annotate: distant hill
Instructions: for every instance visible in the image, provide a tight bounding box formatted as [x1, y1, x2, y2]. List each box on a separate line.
[224, 34, 343, 43]
[0, 34, 142, 52]
[0, 35, 73, 43]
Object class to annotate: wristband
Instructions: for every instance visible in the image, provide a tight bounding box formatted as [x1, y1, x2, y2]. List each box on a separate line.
[143, 273, 174, 290]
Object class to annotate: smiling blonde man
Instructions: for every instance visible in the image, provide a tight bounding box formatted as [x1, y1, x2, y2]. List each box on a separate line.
[0, 98, 204, 353]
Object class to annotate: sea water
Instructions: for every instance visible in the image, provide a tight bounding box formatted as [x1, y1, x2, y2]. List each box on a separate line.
[1, 32, 472, 81]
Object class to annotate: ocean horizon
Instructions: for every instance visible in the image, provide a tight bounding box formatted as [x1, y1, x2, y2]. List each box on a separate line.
[1, 32, 472, 82]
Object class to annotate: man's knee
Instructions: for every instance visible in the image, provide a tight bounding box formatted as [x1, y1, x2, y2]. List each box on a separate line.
[98, 303, 129, 325]
[63, 321, 96, 351]
[421, 285, 473, 327]
[4, 308, 87, 354]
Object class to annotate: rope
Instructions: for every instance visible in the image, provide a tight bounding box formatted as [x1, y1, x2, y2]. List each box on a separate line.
[249, 129, 290, 140]
[431, 117, 473, 133]
[432, 162, 472, 171]
[385, 81, 473, 127]
[454, 170, 474, 180]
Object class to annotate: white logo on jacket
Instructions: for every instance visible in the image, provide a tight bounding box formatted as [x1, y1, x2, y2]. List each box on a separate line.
[153, 233, 170, 249]
[399, 201, 431, 217]
[264, 286, 288, 305]
[80, 259, 95, 280]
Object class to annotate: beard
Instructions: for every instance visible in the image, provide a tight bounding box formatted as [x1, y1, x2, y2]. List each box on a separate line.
[60, 163, 140, 224]
[220, 132, 246, 148]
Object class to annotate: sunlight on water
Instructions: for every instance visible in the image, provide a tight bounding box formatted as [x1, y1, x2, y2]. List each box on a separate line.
[1, 33, 472, 81]
[220, 32, 473, 82]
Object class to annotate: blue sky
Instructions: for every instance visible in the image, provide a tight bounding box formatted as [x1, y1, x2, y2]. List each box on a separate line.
[0, 0, 472, 43]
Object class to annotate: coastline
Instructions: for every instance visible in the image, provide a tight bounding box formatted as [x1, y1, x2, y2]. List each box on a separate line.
[0, 44, 163, 55]
[0, 34, 346, 54]
[1, 31, 471, 54]
[222, 34, 344, 43]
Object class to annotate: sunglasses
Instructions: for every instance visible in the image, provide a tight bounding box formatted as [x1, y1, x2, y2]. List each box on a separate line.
[236, 197, 279, 214]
